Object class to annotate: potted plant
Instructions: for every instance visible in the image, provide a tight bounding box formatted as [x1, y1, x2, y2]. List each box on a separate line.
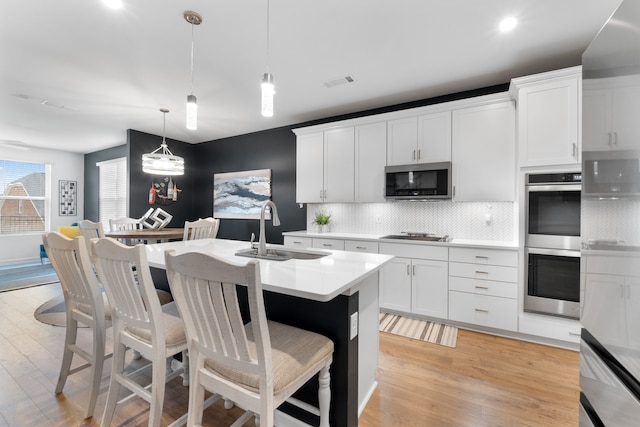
[313, 210, 331, 233]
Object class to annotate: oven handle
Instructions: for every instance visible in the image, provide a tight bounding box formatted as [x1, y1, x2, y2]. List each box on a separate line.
[525, 184, 582, 192]
[526, 247, 581, 258]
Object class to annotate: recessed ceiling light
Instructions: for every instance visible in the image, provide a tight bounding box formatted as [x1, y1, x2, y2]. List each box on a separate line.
[102, 0, 123, 9]
[499, 16, 517, 32]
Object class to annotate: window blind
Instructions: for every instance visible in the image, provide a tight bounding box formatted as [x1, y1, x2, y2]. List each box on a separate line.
[97, 157, 127, 231]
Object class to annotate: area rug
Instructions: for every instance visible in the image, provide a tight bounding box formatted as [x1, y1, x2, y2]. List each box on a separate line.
[0, 262, 59, 293]
[379, 312, 458, 348]
[34, 295, 72, 327]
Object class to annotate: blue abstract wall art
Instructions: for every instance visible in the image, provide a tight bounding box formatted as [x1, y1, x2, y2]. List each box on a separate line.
[213, 169, 271, 219]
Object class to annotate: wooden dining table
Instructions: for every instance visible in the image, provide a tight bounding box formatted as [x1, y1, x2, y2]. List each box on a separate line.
[105, 227, 184, 244]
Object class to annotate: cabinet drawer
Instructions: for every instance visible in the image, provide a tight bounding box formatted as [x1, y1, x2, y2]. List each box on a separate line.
[344, 240, 379, 254]
[283, 236, 312, 248]
[312, 238, 345, 251]
[449, 247, 518, 267]
[449, 276, 517, 299]
[379, 242, 448, 261]
[449, 262, 518, 283]
[449, 291, 517, 331]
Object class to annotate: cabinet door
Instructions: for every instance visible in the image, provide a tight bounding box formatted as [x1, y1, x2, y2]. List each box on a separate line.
[517, 78, 580, 166]
[625, 276, 640, 349]
[611, 85, 640, 150]
[380, 257, 412, 312]
[417, 111, 452, 163]
[355, 122, 387, 202]
[387, 117, 417, 166]
[452, 100, 515, 202]
[324, 127, 355, 202]
[582, 273, 627, 348]
[412, 259, 448, 319]
[296, 132, 324, 203]
[582, 88, 612, 151]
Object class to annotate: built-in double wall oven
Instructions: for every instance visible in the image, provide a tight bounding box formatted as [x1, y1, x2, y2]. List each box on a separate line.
[525, 172, 582, 319]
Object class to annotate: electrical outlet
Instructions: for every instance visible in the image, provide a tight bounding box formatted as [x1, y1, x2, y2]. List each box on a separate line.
[350, 312, 359, 340]
[375, 216, 382, 224]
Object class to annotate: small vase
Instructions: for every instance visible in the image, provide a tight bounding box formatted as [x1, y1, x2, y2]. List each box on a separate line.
[316, 223, 330, 233]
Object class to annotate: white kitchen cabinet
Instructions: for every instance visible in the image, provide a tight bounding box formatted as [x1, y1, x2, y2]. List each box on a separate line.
[379, 243, 448, 319]
[355, 122, 387, 202]
[451, 99, 515, 202]
[387, 111, 451, 166]
[448, 247, 518, 332]
[296, 132, 324, 203]
[509, 67, 581, 167]
[312, 237, 345, 251]
[283, 236, 313, 248]
[295, 127, 355, 203]
[344, 240, 379, 254]
[583, 75, 640, 151]
[582, 252, 640, 349]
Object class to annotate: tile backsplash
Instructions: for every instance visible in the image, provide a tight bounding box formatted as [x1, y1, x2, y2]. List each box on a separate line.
[306, 201, 516, 241]
[582, 199, 640, 245]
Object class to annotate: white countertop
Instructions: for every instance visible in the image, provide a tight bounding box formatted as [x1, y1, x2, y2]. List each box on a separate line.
[145, 238, 394, 302]
[282, 230, 519, 250]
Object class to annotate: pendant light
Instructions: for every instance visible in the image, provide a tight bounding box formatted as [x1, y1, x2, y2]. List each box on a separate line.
[184, 11, 202, 130]
[142, 109, 185, 176]
[261, 0, 275, 117]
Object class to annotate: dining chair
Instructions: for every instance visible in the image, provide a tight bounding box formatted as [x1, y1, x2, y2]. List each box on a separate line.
[91, 237, 188, 427]
[109, 217, 143, 245]
[78, 219, 105, 254]
[165, 250, 334, 427]
[41, 232, 112, 419]
[183, 217, 220, 240]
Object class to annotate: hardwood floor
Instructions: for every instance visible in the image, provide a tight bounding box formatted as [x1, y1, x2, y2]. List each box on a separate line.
[0, 284, 580, 426]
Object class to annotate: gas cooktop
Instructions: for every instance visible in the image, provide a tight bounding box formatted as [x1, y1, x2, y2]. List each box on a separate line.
[379, 232, 449, 242]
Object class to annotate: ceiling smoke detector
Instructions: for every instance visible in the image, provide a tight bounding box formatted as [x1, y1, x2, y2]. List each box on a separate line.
[324, 75, 356, 88]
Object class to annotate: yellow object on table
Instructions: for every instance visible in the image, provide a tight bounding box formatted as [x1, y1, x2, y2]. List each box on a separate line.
[58, 226, 80, 238]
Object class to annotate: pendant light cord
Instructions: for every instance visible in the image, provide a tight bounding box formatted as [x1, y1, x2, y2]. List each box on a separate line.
[190, 23, 195, 95]
[266, 0, 270, 73]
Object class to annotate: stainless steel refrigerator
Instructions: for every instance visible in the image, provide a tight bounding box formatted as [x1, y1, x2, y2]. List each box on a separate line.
[580, 0, 640, 425]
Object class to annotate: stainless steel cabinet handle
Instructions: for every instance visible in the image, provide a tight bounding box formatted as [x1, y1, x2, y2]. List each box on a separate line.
[293, 241, 303, 245]
[406, 264, 411, 275]
[323, 243, 333, 247]
[474, 285, 489, 290]
[572, 143, 577, 159]
[320, 190, 323, 199]
[412, 265, 416, 275]
[613, 132, 618, 146]
[568, 332, 581, 337]
[417, 149, 421, 160]
[355, 246, 366, 250]
[474, 308, 489, 313]
[475, 271, 489, 275]
[412, 149, 416, 160]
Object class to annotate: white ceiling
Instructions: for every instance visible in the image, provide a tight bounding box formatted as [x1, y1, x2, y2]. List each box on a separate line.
[0, 0, 623, 154]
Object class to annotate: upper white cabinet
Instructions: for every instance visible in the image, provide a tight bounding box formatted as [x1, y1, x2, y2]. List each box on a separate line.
[509, 66, 582, 167]
[452, 98, 516, 202]
[583, 75, 640, 151]
[355, 122, 387, 202]
[387, 111, 451, 166]
[295, 127, 355, 203]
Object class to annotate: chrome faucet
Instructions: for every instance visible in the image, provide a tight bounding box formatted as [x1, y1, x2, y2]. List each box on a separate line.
[258, 200, 280, 255]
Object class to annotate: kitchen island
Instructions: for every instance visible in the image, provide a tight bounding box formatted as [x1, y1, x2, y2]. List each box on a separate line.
[145, 238, 394, 427]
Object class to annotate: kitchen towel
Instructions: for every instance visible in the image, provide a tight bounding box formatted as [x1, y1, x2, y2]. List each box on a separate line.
[379, 312, 457, 348]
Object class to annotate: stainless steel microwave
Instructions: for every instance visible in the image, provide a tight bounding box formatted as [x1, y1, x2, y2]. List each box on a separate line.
[583, 150, 640, 198]
[384, 162, 452, 200]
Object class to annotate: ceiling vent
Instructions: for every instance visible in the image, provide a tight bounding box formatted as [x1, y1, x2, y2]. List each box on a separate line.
[323, 74, 356, 88]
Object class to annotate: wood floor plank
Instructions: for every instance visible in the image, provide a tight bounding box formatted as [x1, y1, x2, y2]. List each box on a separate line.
[0, 283, 580, 426]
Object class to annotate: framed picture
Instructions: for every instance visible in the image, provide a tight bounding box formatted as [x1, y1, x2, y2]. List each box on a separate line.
[59, 180, 77, 216]
[214, 169, 271, 219]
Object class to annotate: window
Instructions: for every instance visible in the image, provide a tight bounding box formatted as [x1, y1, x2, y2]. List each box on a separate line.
[97, 157, 127, 231]
[0, 159, 48, 235]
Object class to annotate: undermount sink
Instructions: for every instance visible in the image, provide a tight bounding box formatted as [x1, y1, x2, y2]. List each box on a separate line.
[235, 247, 330, 261]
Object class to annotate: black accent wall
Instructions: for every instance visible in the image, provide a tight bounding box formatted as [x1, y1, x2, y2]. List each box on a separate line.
[84, 83, 510, 239]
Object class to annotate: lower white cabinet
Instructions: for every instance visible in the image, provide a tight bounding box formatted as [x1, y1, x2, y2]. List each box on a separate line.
[283, 236, 313, 248]
[448, 292, 518, 331]
[448, 247, 518, 331]
[312, 238, 345, 251]
[379, 243, 448, 319]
